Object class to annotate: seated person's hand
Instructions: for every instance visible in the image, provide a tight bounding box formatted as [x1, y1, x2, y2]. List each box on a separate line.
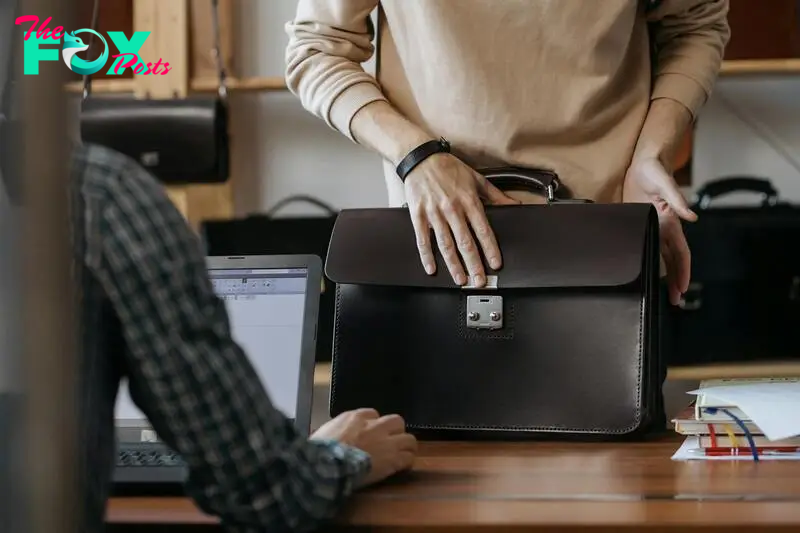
[312, 408, 418, 487]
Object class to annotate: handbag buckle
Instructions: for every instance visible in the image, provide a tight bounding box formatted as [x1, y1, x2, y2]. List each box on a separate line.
[790, 276, 800, 302]
[545, 183, 556, 203]
[140, 151, 160, 167]
[678, 282, 703, 311]
[465, 295, 504, 330]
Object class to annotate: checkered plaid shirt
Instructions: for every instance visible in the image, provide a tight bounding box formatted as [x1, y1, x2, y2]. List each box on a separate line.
[72, 144, 369, 533]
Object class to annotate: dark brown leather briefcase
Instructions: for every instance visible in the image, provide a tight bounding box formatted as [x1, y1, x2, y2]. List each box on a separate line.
[326, 170, 664, 440]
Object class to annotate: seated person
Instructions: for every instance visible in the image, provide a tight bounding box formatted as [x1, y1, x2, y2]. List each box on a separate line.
[71, 144, 417, 533]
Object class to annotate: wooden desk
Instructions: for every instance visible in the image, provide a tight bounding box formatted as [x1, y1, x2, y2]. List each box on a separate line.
[107, 438, 800, 532]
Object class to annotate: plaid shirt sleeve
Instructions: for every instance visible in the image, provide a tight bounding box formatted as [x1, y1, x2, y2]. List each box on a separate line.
[83, 146, 370, 532]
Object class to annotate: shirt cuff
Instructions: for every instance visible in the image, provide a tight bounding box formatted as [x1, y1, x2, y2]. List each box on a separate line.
[328, 82, 387, 142]
[311, 438, 372, 485]
[650, 73, 709, 121]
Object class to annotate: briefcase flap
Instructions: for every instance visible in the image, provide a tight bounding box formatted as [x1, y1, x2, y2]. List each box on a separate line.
[326, 203, 657, 290]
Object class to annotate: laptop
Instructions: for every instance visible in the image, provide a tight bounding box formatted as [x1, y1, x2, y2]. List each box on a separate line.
[112, 254, 322, 494]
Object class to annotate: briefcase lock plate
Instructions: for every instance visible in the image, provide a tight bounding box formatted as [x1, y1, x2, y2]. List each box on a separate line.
[466, 295, 503, 330]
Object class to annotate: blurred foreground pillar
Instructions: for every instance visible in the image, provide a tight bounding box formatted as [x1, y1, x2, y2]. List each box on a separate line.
[1, 1, 25, 531]
[18, 0, 79, 532]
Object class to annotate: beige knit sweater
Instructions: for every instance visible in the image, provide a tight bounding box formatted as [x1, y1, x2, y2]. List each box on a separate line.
[285, 0, 729, 206]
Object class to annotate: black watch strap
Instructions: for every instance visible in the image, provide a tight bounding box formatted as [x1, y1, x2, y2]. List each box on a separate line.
[396, 137, 451, 181]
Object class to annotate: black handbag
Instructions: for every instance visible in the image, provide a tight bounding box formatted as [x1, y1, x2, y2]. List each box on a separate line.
[326, 169, 665, 440]
[79, 0, 230, 185]
[201, 195, 339, 362]
[664, 176, 800, 367]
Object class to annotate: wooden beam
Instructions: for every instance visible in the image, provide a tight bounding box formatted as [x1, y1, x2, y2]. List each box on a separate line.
[133, 0, 190, 220]
[133, 0, 189, 99]
[132, 0, 234, 226]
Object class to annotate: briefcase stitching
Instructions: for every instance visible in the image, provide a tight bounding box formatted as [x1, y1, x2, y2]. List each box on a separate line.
[329, 279, 647, 436]
[329, 284, 344, 414]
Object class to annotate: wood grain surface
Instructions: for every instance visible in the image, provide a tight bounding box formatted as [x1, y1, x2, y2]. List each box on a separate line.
[107, 438, 800, 532]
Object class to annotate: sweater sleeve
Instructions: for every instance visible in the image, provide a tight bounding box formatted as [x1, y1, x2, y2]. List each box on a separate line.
[285, 0, 386, 141]
[647, 0, 730, 119]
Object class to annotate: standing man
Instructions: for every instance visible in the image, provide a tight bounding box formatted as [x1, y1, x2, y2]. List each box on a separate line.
[285, 0, 730, 305]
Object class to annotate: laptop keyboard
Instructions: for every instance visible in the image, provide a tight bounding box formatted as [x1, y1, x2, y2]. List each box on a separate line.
[117, 442, 186, 468]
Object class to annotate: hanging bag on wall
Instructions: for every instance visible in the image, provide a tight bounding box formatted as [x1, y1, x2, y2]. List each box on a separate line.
[326, 169, 665, 440]
[665, 177, 800, 366]
[202, 195, 340, 362]
[79, 0, 230, 185]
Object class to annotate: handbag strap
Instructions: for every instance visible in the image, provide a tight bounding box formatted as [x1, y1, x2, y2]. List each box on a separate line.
[265, 195, 338, 218]
[82, 0, 228, 101]
[80, 0, 100, 99]
[209, 0, 228, 101]
[695, 177, 780, 209]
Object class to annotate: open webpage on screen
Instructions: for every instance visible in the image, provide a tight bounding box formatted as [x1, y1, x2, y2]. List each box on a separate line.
[115, 271, 307, 424]
[222, 291, 305, 418]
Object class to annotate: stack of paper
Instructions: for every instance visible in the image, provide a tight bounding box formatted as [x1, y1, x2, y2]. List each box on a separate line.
[671, 377, 800, 461]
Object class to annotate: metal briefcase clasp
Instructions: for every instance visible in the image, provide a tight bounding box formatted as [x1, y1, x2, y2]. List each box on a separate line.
[466, 295, 504, 330]
[462, 275, 503, 330]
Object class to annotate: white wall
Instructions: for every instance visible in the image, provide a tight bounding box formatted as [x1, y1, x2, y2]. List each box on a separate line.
[231, 1, 383, 216]
[693, 76, 800, 205]
[233, 1, 800, 216]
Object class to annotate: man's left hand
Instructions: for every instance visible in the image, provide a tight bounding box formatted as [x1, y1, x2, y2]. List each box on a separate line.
[623, 157, 697, 306]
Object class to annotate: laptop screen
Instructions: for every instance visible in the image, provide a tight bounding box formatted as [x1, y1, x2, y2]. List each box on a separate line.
[208, 266, 308, 420]
[115, 266, 309, 423]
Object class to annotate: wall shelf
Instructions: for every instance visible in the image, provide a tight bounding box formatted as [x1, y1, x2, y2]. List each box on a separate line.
[65, 75, 288, 94]
[668, 361, 800, 381]
[65, 59, 800, 95]
[720, 59, 800, 75]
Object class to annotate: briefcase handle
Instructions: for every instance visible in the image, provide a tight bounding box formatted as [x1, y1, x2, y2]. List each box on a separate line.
[265, 195, 338, 218]
[479, 167, 593, 204]
[695, 176, 779, 209]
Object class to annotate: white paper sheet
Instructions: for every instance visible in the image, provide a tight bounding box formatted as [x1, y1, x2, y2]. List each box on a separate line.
[671, 437, 800, 461]
[687, 381, 800, 441]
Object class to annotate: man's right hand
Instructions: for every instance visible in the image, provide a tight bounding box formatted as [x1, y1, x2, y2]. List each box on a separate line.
[311, 408, 418, 487]
[404, 153, 518, 288]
